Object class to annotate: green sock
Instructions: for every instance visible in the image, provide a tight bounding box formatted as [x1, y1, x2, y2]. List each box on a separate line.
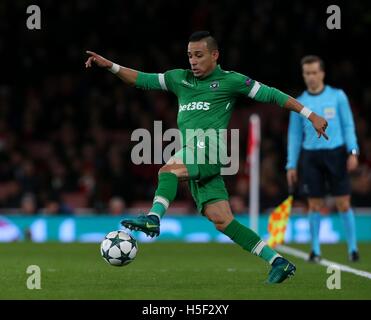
[223, 219, 280, 264]
[148, 172, 178, 219]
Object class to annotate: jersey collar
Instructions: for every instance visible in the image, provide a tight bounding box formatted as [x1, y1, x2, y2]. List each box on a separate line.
[199, 65, 223, 80]
[306, 85, 327, 96]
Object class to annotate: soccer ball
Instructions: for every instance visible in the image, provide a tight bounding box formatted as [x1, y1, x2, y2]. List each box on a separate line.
[100, 230, 138, 266]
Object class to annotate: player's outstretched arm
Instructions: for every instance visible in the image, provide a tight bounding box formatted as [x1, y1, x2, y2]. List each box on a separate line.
[85, 51, 138, 86]
[85, 51, 168, 91]
[283, 97, 328, 140]
[250, 83, 329, 140]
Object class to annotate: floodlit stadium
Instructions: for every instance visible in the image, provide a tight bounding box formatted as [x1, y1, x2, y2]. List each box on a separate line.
[1, 0, 371, 307]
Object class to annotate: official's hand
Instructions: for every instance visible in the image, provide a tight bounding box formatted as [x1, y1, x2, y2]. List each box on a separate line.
[309, 113, 329, 140]
[286, 169, 298, 188]
[347, 154, 359, 172]
[85, 51, 113, 69]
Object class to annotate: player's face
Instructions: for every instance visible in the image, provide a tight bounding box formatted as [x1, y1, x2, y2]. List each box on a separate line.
[187, 41, 219, 78]
[302, 62, 325, 91]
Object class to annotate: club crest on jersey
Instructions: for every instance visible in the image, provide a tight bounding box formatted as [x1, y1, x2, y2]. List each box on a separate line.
[210, 81, 219, 90]
[324, 107, 336, 119]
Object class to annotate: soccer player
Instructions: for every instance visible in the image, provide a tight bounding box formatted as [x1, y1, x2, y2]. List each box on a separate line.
[286, 55, 359, 262]
[85, 31, 328, 283]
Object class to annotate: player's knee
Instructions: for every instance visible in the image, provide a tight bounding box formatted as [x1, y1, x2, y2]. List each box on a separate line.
[211, 217, 228, 232]
[205, 212, 232, 232]
[215, 217, 234, 232]
[158, 164, 187, 179]
[214, 222, 226, 232]
[159, 164, 179, 176]
[159, 165, 171, 174]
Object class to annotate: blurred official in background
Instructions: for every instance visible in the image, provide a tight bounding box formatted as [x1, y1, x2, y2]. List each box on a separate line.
[287, 55, 360, 262]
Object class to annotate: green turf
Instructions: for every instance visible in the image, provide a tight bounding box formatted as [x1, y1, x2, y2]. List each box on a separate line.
[0, 242, 370, 299]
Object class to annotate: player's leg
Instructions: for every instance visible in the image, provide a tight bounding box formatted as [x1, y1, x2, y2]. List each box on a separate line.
[335, 195, 359, 261]
[121, 148, 197, 237]
[203, 200, 296, 284]
[301, 149, 326, 261]
[204, 200, 280, 263]
[307, 197, 324, 261]
[327, 146, 359, 261]
[149, 157, 191, 219]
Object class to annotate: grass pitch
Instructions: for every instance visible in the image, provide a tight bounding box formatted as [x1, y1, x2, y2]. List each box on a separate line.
[0, 242, 370, 300]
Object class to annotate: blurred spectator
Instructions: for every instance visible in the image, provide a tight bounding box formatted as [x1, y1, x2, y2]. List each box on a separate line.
[230, 195, 246, 214]
[41, 193, 74, 215]
[108, 197, 126, 215]
[20, 193, 38, 215]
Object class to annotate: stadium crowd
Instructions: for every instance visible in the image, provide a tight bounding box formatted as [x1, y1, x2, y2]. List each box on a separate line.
[0, 0, 370, 214]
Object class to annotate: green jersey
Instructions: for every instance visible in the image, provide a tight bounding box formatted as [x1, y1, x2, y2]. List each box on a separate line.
[163, 65, 259, 136]
[136, 65, 289, 143]
[135, 65, 291, 211]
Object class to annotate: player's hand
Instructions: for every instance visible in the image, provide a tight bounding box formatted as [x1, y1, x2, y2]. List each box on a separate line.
[85, 51, 113, 69]
[347, 154, 359, 172]
[286, 169, 298, 187]
[309, 113, 329, 140]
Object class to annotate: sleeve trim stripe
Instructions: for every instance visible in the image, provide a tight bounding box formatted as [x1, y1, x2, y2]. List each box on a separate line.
[158, 73, 168, 91]
[248, 81, 261, 98]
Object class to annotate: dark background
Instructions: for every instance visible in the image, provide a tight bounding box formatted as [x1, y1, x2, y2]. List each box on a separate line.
[0, 0, 370, 215]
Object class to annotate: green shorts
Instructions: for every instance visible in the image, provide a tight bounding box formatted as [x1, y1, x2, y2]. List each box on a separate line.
[173, 145, 229, 213]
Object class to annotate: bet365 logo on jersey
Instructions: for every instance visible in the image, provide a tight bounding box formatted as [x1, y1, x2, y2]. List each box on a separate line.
[179, 101, 210, 112]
